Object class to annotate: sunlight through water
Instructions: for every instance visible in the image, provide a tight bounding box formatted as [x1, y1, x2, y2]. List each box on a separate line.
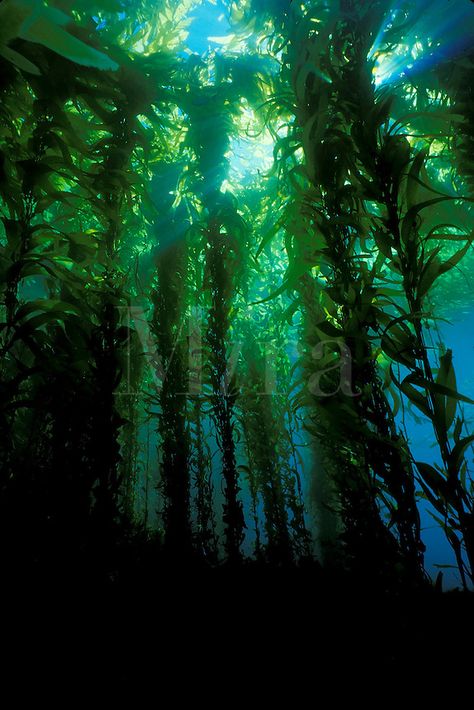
[370, 0, 474, 87]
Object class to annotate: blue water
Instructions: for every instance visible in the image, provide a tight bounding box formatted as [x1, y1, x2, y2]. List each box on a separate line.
[186, 0, 231, 55]
[409, 310, 474, 588]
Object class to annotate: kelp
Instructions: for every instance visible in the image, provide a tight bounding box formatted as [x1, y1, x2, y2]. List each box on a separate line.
[0, 0, 473, 589]
[259, 0, 425, 582]
[239, 332, 292, 564]
[279, 0, 473, 584]
[149, 181, 192, 556]
[203, 209, 246, 562]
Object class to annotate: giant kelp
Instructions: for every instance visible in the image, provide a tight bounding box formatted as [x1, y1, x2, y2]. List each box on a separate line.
[0, 0, 473, 590]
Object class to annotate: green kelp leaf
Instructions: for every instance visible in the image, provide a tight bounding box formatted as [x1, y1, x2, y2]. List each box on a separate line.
[418, 479, 445, 513]
[382, 135, 411, 186]
[282, 300, 300, 325]
[406, 148, 429, 211]
[418, 238, 473, 300]
[0, 46, 40, 74]
[381, 329, 417, 368]
[422, 224, 468, 242]
[35, 190, 81, 214]
[389, 110, 465, 136]
[400, 379, 433, 419]
[380, 316, 419, 368]
[448, 435, 474, 478]
[386, 382, 401, 417]
[373, 229, 393, 259]
[316, 320, 343, 338]
[435, 349, 457, 430]
[445, 528, 465, 581]
[22, 15, 119, 71]
[416, 248, 442, 298]
[453, 416, 463, 444]
[391, 369, 431, 418]
[401, 197, 453, 246]
[415, 461, 449, 498]
[14, 299, 82, 322]
[255, 220, 281, 258]
[404, 373, 474, 407]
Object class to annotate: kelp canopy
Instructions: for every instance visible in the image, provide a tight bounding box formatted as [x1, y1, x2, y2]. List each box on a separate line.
[1, 0, 474, 591]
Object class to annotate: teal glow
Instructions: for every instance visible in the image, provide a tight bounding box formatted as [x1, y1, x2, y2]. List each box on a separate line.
[371, 0, 474, 87]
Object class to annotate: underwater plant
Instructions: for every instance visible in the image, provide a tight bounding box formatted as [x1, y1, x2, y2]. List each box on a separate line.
[1, 0, 474, 593]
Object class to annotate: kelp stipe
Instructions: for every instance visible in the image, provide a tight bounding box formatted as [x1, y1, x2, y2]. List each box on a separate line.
[252, 0, 427, 584]
[239, 332, 293, 565]
[148, 167, 192, 558]
[323, 0, 474, 585]
[203, 212, 246, 562]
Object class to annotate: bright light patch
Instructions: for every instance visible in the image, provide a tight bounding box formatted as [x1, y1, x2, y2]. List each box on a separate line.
[369, 0, 474, 87]
[225, 131, 274, 186]
[222, 104, 275, 189]
[372, 46, 412, 87]
[207, 34, 235, 44]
